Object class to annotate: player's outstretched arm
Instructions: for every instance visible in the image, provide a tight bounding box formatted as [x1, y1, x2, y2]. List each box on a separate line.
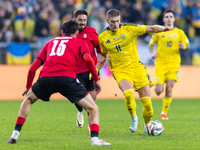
[23, 59, 42, 96]
[96, 53, 108, 70]
[146, 25, 173, 33]
[148, 43, 158, 59]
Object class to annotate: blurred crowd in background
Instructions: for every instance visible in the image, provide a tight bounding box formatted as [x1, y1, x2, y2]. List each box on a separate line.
[0, 0, 200, 66]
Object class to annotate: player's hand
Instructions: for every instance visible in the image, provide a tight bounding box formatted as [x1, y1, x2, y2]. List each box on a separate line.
[179, 41, 186, 49]
[151, 53, 158, 59]
[22, 88, 29, 96]
[163, 26, 173, 31]
[93, 80, 101, 95]
[89, 68, 100, 80]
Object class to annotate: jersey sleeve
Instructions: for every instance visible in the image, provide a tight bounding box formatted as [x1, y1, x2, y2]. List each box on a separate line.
[126, 24, 147, 36]
[99, 41, 107, 54]
[98, 34, 107, 54]
[91, 29, 101, 54]
[149, 33, 158, 45]
[26, 59, 42, 89]
[180, 30, 190, 46]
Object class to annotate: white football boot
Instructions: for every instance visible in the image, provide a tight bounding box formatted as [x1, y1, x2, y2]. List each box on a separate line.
[129, 115, 138, 132]
[76, 110, 84, 127]
[91, 137, 111, 146]
[8, 130, 20, 144]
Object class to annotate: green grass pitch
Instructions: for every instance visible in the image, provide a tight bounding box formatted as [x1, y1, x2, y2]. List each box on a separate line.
[0, 99, 200, 150]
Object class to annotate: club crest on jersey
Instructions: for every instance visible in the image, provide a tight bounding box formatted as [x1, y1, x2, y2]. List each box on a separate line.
[173, 34, 177, 38]
[113, 37, 119, 41]
[120, 34, 125, 40]
[83, 34, 87, 38]
[106, 39, 111, 44]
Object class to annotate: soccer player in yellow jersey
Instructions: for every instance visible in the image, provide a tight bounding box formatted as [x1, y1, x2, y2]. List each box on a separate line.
[97, 9, 172, 133]
[148, 9, 190, 120]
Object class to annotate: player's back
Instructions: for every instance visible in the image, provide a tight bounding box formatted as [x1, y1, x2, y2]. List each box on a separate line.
[38, 36, 89, 78]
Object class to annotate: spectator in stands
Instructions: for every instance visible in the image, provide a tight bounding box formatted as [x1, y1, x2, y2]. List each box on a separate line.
[4, 0, 13, 20]
[49, 10, 61, 37]
[90, 0, 100, 12]
[192, 0, 200, 57]
[0, 8, 6, 42]
[183, 0, 195, 38]
[82, 0, 93, 13]
[5, 30, 13, 43]
[66, 0, 76, 14]
[30, 3, 41, 21]
[115, 0, 131, 22]
[90, 6, 108, 34]
[14, 29, 27, 43]
[13, 7, 35, 41]
[170, 0, 185, 28]
[33, 10, 50, 51]
[104, 0, 114, 12]
[132, 0, 151, 24]
[56, 0, 68, 20]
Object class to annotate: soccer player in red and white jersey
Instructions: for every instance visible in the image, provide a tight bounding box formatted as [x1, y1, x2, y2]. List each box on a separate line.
[8, 20, 111, 146]
[74, 9, 101, 128]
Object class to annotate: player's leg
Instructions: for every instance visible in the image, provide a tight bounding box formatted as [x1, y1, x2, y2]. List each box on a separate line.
[75, 72, 96, 128]
[138, 85, 153, 132]
[161, 79, 175, 120]
[87, 90, 97, 132]
[155, 84, 164, 95]
[8, 89, 38, 144]
[76, 90, 97, 128]
[75, 76, 85, 127]
[76, 94, 111, 146]
[154, 67, 165, 96]
[119, 79, 138, 132]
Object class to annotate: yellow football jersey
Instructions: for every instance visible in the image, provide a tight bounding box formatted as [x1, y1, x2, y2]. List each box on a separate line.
[149, 27, 189, 65]
[99, 23, 147, 73]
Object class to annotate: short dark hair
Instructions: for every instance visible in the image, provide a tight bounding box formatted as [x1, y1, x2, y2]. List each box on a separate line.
[107, 9, 120, 18]
[62, 19, 79, 35]
[163, 9, 175, 18]
[74, 9, 88, 18]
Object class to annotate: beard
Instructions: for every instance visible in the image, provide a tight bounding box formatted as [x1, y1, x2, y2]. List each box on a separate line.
[79, 24, 86, 31]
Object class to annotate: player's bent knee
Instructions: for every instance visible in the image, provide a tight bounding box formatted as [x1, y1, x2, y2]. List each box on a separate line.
[124, 89, 134, 101]
[155, 89, 163, 96]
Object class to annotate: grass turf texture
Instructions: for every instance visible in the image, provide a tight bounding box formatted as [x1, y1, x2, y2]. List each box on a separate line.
[0, 99, 200, 150]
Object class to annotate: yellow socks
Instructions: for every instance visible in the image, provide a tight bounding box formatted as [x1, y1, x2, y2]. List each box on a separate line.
[140, 97, 153, 125]
[162, 96, 172, 114]
[123, 89, 136, 117]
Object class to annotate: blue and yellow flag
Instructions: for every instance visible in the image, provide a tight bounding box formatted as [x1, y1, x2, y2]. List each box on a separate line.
[6, 43, 31, 65]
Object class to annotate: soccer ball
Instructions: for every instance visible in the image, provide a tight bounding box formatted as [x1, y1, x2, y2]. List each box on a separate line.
[147, 120, 164, 136]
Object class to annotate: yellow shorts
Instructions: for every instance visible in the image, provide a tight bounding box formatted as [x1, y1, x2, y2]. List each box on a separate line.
[113, 61, 154, 91]
[155, 63, 180, 84]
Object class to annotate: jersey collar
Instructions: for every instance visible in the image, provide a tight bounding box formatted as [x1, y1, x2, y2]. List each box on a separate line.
[107, 24, 121, 31]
